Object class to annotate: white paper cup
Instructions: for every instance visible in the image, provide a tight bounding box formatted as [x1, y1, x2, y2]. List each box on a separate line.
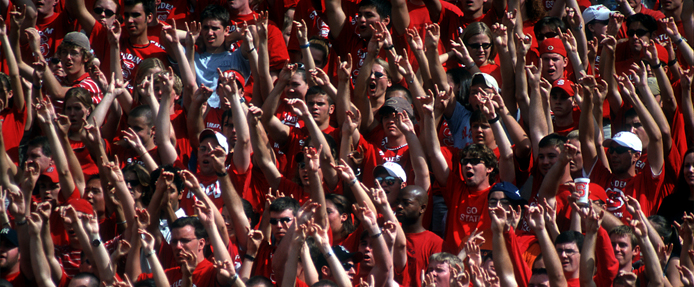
[575, 178, 590, 205]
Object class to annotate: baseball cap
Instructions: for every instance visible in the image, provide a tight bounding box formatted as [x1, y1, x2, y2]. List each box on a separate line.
[199, 129, 229, 154]
[40, 164, 60, 183]
[315, 245, 362, 271]
[539, 38, 567, 58]
[603, 131, 642, 153]
[0, 228, 18, 247]
[223, 69, 246, 88]
[489, 181, 528, 205]
[67, 198, 94, 215]
[583, 5, 611, 23]
[373, 162, 407, 182]
[647, 77, 660, 96]
[471, 72, 500, 92]
[551, 78, 575, 97]
[63, 32, 91, 51]
[378, 97, 414, 118]
[587, 183, 608, 203]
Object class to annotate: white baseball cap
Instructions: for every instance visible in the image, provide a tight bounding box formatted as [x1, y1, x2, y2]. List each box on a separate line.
[583, 5, 612, 23]
[373, 162, 407, 182]
[603, 131, 642, 153]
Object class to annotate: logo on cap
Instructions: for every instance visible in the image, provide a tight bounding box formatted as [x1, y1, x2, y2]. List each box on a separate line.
[557, 79, 565, 85]
[0, 228, 8, 234]
[548, 46, 554, 50]
[47, 166, 55, 173]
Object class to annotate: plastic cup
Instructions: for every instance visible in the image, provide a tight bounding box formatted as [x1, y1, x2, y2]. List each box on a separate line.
[575, 178, 590, 205]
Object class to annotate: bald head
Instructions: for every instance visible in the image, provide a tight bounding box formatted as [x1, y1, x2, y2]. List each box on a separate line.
[400, 185, 427, 205]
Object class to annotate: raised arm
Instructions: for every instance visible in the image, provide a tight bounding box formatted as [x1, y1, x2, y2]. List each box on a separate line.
[632, 213, 665, 287]
[395, 109, 430, 190]
[538, 143, 577, 208]
[489, 207, 519, 287]
[35, 100, 77, 198]
[163, 21, 198, 109]
[154, 68, 179, 165]
[599, 36, 622, 115]
[579, 204, 603, 287]
[209, 146, 251, 249]
[140, 228, 171, 287]
[370, 184, 407, 275]
[514, 33, 532, 126]
[26, 212, 56, 287]
[526, 62, 549, 160]
[248, 106, 282, 190]
[527, 205, 568, 287]
[194, 199, 235, 285]
[417, 89, 450, 186]
[355, 203, 393, 287]
[323, 0, 347, 38]
[354, 23, 386, 132]
[680, 69, 694, 148]
[640, 42, 673, 151]
[303, 145, 329, 229]
[259, 63, 293, 144]
[482, 91, 516, 183]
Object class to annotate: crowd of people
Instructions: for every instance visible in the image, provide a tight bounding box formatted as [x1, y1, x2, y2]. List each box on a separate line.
[0, 0, 693, 284]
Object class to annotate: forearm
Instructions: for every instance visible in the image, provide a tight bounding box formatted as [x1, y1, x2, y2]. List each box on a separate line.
[146, 251, 171, 287]
[640, 234, 664, 287]
[40, 122, 76, 198]
[155, 96, 178, 165]
[230, 99, 251, 173]
[422, 111, 449, 186]
[683, 86, 694, 147]
[580, 232, 598, 287]
[514, 56, 530, 123]
[354, 54, 376, 129]
[219, 174, 250, 248]
[536, 228, 567, 287]
[404, 130, 430, 190]
[492, 232, 519, 287]
[426, 43, 449, 93]
[491, 120, 515, 182]
[58, 132, 85, 195]
[281, 240, 302, 287]
[30, 236, 57, 287]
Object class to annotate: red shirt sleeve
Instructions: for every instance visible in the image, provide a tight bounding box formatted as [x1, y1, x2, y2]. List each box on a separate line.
[505, 228, 532, 287]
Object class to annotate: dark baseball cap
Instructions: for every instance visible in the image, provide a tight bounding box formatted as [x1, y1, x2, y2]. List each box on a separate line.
[314, 245, 362, 271]
[488, 181, 527, 206]
[378, 97, 414, 118]
[0, 228, 18, 247]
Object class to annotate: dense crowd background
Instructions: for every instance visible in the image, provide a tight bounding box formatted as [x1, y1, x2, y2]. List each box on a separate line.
[0, 0, 693, 285]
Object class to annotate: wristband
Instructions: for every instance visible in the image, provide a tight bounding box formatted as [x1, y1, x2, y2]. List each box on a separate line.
[248, 46, 256, 52]
[216, 171, 228, 177]
[244, 254, 256, 261]
[385, 45, 395, 50]
[649, 61, 661, 69]
[349, 178, 358, 186]
[32, 84, 41, 90]
[300, 43, 310, 49]
[465, 61, 477, 69]
[325, 249, 335, 258]
[15, 219, 27, 226]
[146, 250, 156, 257]
[668, 59, 678, 66]
[231, 273, 239, 284]
[370, 232, 383, 238]
[674, 37, 686, 45]
[117, 221, 127, 225]
[488, 115, 500, 124]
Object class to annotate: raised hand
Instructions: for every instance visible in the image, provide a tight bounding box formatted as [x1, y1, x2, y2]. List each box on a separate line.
[26, 212, 43, 235]
[9, 4, 26, 29]
[489, 206, 508, 233]
[679, 265, 694, 287]
[185, 21, 201, 43]
[424, 23, 441, 49]
[107, 20, 122, 45]
[395, 111, 415, 134]
[310, 68, 331, 87]
[525, 62, 542, 86]
[600, 35, 617, 53]
[642, 40, 660, 66]
[247, 229, 264, 255]
[514, 33, 533, 57]
[285, 98, 310, 118]
[112, 239, 131, 259]
[304, 145, 322, 173]
[405, 28, 424, 52]
[367, 22, 386, 54]
[80, 213, 100, 235]
[162, 19, 180, 44]
[490, 23, 508, 48]
[194, 200, 214, 227]
[607, 13, 624, 36]
[337, 54, 353, 82]
[526, 205, 546, 231]
[660, 17, 681, 39]
[394, 49, 415, 77]
[450, 37, 475, 66]
[102, 155, 124, 183]
[331, 158, 358, 182]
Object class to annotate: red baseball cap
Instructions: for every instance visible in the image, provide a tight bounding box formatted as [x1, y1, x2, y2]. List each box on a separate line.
[223, 70, 246, 88]
[67, 198, 94, 215]
[588, 183, 607, 203]
[539, 38, 567, 58]
[40, 165, 60, 183]
[551, 78, 575, 97]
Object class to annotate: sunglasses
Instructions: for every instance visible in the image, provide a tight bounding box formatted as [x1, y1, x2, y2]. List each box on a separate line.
[298, 161, 307, 169]
[49, 57, 61, 65]
[623, 122, 642, 130]
[125, 179, 141, 188]
[269, 217, 292, 225]
[537, 32, 558, 41]
[461, 158, 485, 166]
[627, 29, 650, 37]
[94, 7, 116, 17]
[467, 43, 492, 50]
[607, 146, 633, 154]
[375, 176, 398, 186]
[342, 262, 355, 270]
[371, 71, 385, 79]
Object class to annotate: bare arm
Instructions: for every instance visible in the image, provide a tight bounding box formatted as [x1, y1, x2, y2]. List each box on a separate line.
[489, 207, 519, 287]
[528, 205, 568, 287]
[154, 68, 180, 165]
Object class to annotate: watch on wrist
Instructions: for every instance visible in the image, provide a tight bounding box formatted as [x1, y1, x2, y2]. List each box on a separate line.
[91, 238, 102, 247]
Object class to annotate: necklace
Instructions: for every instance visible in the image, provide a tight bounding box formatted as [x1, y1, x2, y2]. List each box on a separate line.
[385, 143, 408, 151]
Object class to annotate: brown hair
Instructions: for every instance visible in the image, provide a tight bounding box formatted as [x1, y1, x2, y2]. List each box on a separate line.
[460, 22, 497, 64]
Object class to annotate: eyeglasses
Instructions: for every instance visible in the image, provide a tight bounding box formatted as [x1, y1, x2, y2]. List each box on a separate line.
[371, 71, 385, 79]
[376, 176, 398, 186]
[556, 248, 578, 256]
[623, 122, 643, 130]
[342, 262, 355, 270]
[94, 7, 116, 17]
[488, 198, 511, 207]
[461, 158, 485, 166]
[49, 58, 61, 65]
[627, 29, 650, 37]
[537, 32, 558, 41]
[467, 43, 492, 50]
[269, 217, 293, 225]
[607, 146, 633, 154]
[125, 180, 140, 188]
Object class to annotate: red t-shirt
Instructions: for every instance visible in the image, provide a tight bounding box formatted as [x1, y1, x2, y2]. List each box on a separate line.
[252, 241, 277, 283]
[552, 106, 581, 137]
[137, 258, 218, 287]
[3, 270, 31, 287]
[229, 13, 290, 71]
[359, 134, 414, 189]
[31, 12, 74, 61]
[0, 104, 26, 164]
[405, 231, 443, 287]
[440, 147, 492, 252]
[590, 157, 664, 222]
[613, 41, 668, 76]
[156, 0, 193, 28]
[70, 139, 101, 178]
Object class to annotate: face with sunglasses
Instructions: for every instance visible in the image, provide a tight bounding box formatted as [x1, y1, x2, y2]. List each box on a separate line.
[461, 156, 492, 188]
[606, 143, 639, 174]
[626, 22, 652, 52]
[269, 209, 295, 240]
[124, 171, 144, 202]
[93, 0, 118, 25]
[367, 64, 391, 98]
[466, 34, 493, 66]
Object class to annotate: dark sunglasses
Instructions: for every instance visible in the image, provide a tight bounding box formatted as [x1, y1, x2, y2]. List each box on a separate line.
[623, 122, 642, 130]
[467, 43, 492, 50]
[94, 7, 116, 17]
[607, 146, 633, 154]
[537, 32, 558, 41]
[371, 71, 385, 79]
[125, 180, 140, 188]
[627, 29, 649, 37]
[49, 57, 61, 65]
[298, 161, 307, 169]
[342, 262, 355, 270]
[269, 217, 292, 225]
[461, 158, 485, 166]
[375, 176, 398, 186]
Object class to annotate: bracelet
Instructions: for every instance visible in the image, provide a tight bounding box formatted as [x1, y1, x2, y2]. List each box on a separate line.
[32, 84, 41, 90]
[300, 43, 310, 49]
[668, 59, 678, 66]
[216, 171, 228, 177]
[146, 250, 156, 257]
[244, 254, 256, 261]
[324, 249, 335, 258]
[230, 273, 239, 284]
[488, 115, 500, 124]
[248, 46, 256, 52]
[370, 232, 383, 238]
[117, 221, 127, 225]
[674, 37, 686, 45]
[349, 178, 358, 186]
[465, 61, 477, 69]
[15, 219, 27, 226]
[650, 61, 661, 69]
[385, 45, 395, 50]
